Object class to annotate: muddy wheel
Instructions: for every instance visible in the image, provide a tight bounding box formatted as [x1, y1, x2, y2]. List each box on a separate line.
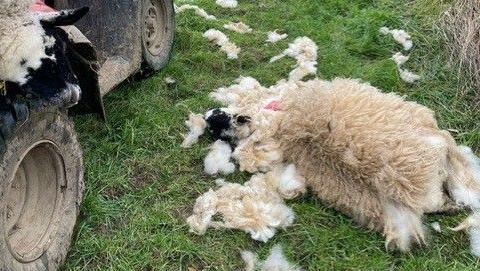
[141, 0, 175, 71]
[0, 106, 83, 271]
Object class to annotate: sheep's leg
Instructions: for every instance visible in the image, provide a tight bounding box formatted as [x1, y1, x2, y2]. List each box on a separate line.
[305, 164, 385, 231]
[382, 201, 425, 252]
[445, 145, 480, 209]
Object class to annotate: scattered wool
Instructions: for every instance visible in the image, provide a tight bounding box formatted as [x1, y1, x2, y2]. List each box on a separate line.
[164, 76, 176, 84]
[186, 189, 218, 234]
[431, 222, 442, 233]
[187, 173, 296, 242]
[241, 250, 258, 271]
[391, 52, 410, 67]
[215, 0, 238, 8]
[451, 212, 480, 257]
[399, 68, 421, 83]
[204, 140, 236, 175]
[390, 52, 421, 83]
[270, 37, 318, 81]
[203, 29, 241, 59]
[175, 4, 217, 20]
[242, 245, 302, 271]
[275, 164, 306, 199]
[380, 26, 413, 51]
[266, 30, 288, 43]
[261, 245, 302, 271]
[181, 113, 207, 148]
[223, 21, 252, 34]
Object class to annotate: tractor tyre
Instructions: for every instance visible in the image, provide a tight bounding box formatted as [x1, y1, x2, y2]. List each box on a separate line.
[0, 105, 84, 271]
[141, 0, 175, 71]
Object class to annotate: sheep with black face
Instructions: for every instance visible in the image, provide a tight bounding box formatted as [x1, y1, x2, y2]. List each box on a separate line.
[0, 0, 89, 107]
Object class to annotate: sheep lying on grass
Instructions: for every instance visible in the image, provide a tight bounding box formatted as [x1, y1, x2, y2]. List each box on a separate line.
[0, 0, 89, 107]
[199, 76, 480, 252]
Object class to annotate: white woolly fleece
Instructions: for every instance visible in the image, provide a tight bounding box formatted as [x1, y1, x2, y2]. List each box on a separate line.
[261, 245, 302, 271]
[0, 2, 55, 85]
[242, 245, 302, 271]
[266, 30, 288, 43]
[391, 52, 410, 67]
[175, 4, 217, 20]
[204, 140, 236, 175]
[181, 113, 207, 148]
[223, 21, 252, 34]
[215, 0, 238, 8]
[399, 68, 421, 84]
[380, 26, 413, 51]
[275, 164, 306, 199]
[452, 212, 480, 257]
[203, 29, 241, 59]
[270, 37, 318, 81]
[187, 173, 296, 242]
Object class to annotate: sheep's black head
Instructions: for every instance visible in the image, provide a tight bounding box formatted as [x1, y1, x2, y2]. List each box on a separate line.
[204, 108, 251, 141]
[0, 7, 89, 107]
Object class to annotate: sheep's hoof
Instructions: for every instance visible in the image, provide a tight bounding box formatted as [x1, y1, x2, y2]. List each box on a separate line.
[383, 203, 426, 252]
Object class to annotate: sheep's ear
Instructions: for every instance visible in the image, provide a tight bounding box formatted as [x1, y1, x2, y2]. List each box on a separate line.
[235, 115, 251, 125]
[40, 7, 89, 26]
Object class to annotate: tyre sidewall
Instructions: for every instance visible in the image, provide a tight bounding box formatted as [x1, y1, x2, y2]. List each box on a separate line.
[0, 108, 83, 270]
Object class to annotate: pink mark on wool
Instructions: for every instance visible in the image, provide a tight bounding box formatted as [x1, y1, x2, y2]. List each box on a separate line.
[30, 0, 56, 12]
[264, 100, 281, 111]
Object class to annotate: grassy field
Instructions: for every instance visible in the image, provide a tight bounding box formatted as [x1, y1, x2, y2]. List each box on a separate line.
[63, 0, 480, 270]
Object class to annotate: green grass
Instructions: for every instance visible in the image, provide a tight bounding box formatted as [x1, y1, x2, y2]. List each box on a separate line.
[63, 0, 480, 270]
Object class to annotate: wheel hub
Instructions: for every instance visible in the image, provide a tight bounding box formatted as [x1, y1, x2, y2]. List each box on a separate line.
[5, 142, 65, 263]
[143, 0, 167, 56]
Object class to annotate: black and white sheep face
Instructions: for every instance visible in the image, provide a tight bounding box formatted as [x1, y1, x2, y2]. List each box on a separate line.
[204, 108, 251, 141]
[0, 7, 89, 107]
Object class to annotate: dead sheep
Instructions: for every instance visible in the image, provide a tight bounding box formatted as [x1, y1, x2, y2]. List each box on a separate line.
[207, 76, 480, 252]
[274, 78, 480, 251]
[0, 0, 89, 106]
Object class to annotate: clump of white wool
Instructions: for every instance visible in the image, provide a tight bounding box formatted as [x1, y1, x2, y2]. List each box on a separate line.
[380, 26, 413, 51]
[203, 29, 241, 59]
[181, 113, 207, 148]
[391, 52, 410, 67]
[175, 4, 217, 20]
[262, 245, 302, 271]
[164, 76, 176, 85]
[187, 166, 306, 241]
[186, 189, 218, 235]
[242, 245, 303, 271]
[204, 140, 236, 175]
[430, 222, 442, 233]
[270, 37, 318, 81]
[266, 30, 288, 43]
[215, 0, 238, 8]
[390, 52, 421, 84]
[241, 250, 258, 271]
[399, 68, 421, 83]
[451, 212, 480, 257]
[223, 21, 252, 34]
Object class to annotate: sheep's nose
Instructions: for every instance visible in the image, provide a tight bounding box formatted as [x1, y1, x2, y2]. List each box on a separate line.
[62, 83, 81, 107]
